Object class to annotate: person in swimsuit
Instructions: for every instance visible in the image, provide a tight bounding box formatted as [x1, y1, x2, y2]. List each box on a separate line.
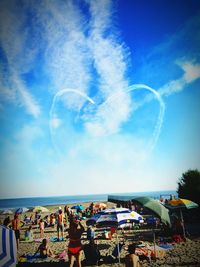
[34, 238, 54, 258]
[39, 219, 45, 238]
[68, 217, 85, 267]
[10, 213, 25, 250]
[57, 209, 64, 240]
[125, 244, 141, 267]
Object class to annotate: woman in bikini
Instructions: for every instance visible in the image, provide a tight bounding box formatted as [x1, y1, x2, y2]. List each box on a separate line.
[68, 217, 85, 267]
[34, 238, 54, 258]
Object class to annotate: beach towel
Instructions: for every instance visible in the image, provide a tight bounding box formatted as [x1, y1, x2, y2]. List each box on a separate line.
[159, 243, 173, 249]
[19, 253, 53, 263]
[58, 251, 67, 259]
[50, 236, 64, 242]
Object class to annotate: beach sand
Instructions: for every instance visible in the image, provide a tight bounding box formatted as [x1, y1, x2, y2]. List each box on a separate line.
[1, 202, 200, 266]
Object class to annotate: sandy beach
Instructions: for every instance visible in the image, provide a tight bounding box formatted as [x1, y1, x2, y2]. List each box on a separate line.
[1, 202, 200, 266]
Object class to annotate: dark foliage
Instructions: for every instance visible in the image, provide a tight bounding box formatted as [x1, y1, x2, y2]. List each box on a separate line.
[177, 169, 200, 206]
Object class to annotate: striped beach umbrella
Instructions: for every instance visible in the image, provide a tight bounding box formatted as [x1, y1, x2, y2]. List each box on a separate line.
[0, 225, 17, 267]
[86, 207, 143, 228]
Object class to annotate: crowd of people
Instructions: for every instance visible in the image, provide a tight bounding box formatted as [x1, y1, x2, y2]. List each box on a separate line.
[1, 200, 187, 267]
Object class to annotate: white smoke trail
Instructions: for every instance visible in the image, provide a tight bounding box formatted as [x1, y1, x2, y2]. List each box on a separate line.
[50, 84, 165, 155]
[103, 84, 165, 153]
[49, 88, 95, 152]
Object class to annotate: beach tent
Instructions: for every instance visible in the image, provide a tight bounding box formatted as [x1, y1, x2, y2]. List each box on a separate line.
[0, 225, 17, 266]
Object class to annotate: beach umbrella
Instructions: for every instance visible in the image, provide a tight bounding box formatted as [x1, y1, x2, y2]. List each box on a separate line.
[164, 198, 199, 238]
[87, 208, 143, 264]
[94, 203, 107, 209]
[164, 198, 198, 210]
[1, 209, 13, 215]
[87, 208, 143, 227]
[15, 207, 29, 214]
[132, 197, 171, 226]
[0, 224, 17, 266]
[71, 205, 84, 211]
[32, 206, 49, 213]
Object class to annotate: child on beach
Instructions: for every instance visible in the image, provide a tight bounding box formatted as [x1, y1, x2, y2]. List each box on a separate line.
[34, 238, 54, 258]
[25, 225, 34, 241]
[125, 244, 141, 267]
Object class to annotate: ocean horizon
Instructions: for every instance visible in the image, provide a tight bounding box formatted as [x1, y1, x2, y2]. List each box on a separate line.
[0, 190, 177, 210]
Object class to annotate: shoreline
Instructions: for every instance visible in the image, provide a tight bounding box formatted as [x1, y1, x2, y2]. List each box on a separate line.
[0, 190, 177, 210]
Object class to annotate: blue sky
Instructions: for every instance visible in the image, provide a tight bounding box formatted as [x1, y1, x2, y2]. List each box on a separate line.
[0, 0, 200, 198]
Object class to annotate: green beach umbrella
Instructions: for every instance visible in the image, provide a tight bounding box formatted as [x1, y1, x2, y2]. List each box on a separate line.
[132, 196, 171, 226]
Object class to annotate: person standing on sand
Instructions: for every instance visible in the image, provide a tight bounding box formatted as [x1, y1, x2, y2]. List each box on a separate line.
[68, 217, 85, 267]
[39, 218, 45, 238]
[57, 209, 64, 240]
[9, 213, 25, 250]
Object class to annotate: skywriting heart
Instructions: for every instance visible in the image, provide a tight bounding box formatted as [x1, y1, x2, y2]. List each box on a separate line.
[49, 84, 165, 156]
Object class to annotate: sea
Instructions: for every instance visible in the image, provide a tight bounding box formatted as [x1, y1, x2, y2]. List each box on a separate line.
[0, 190, 177, 210]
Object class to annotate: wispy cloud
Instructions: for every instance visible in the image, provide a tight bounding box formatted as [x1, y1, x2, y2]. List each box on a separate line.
[159, 61, 200, 97]
[0, 0, 41, 118]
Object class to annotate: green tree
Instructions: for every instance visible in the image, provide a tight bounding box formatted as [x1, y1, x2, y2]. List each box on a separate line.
[177, 169, 200, 205]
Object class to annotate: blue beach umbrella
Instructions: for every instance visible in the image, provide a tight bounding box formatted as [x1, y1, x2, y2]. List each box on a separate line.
[86, 207, 143, 228]
[0, 224, 17, 266]
[15, 207, 29, 214]
[71, 205, 84, 211]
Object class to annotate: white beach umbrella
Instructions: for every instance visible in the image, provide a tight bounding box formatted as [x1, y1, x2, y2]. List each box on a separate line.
[1, 209, 13, 215]
[87, 208, 143, 227]
[0, 225, 17, 267]
[32, 206, 49, 212]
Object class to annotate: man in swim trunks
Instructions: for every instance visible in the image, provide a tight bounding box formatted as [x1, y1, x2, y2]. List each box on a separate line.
[57, 209, 64, 240]
[68, 217, 85, 267]
[10, 213, 25, 250]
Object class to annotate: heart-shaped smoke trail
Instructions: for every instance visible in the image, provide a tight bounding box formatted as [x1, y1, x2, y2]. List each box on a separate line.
[49, 84, 165, 156]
